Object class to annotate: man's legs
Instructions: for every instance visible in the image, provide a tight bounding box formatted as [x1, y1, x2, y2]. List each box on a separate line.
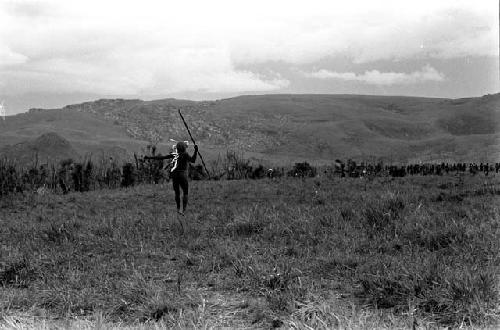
[180, 175, 189, 212]
[172, 177, 181, 212]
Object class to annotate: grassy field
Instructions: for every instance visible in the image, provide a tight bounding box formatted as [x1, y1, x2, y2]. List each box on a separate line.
[0, 175, 499, 329]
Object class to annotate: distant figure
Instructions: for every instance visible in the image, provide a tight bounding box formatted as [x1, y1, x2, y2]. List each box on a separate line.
[145, 141, 198, 215]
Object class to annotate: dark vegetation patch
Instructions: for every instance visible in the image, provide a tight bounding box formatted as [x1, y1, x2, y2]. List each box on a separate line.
[0, 258, 38, 288]
[434, 192, 464, 202]
[363, 119, 433, 140]
[438, 114, 497, 135]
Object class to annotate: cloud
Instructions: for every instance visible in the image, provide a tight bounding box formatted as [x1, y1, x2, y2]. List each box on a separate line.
[0, 0, 496, 97]
[229, 1, 498, 65]
[0, 0, 291, 96]
[2, 0, 55, 18]
[0, 45, 28, 66]
[0, 45, 289, 95]
[304, 65, 445, 85]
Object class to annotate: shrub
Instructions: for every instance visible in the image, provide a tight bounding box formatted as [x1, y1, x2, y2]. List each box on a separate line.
[0, 159, 22, 195]
[188, 164, 206, 180]
[82, 159, 93, 191]
[121, 162, 135, 187]
[72, 163, 83, 192]
[288, 162, 316, 178]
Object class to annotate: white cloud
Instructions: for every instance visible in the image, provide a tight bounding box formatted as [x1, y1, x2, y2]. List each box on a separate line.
[0, 0, 292, 95]
[228, 0, 498, 64]
[1, 46, 289, 95]
[0, 0, 496, 96]
[304, 65, 445, 85]
[0, 45, 28, 66]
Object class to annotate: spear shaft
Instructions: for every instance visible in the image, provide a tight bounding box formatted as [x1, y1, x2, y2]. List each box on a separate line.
[178, 109, 210, 179]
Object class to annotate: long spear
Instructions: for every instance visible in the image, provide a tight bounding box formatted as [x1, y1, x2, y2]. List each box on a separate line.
[178, 109, 210, 179]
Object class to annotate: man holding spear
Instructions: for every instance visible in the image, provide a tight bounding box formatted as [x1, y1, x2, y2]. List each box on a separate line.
[144, 109, 208, 216]
[145, 140, 198, 215]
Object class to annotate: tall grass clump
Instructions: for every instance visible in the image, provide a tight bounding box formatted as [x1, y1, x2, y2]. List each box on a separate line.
[362, 191, 406, 236]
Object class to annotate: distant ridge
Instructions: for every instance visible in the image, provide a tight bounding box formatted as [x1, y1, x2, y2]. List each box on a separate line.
[1, 93, 499, 164]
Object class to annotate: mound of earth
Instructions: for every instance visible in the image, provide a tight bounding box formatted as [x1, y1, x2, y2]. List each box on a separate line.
[0, 132, 79, 166]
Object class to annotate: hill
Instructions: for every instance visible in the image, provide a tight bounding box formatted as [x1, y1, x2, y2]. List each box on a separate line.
[0, 94, 499, 164]
[0, 104, 141, 164]
[0, 132, 79, 166]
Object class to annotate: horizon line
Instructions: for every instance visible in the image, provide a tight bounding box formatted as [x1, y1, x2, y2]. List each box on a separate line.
[6, 91, 499, 115]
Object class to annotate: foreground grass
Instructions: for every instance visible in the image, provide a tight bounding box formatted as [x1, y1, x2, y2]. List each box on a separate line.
[0, 175, 499, 329]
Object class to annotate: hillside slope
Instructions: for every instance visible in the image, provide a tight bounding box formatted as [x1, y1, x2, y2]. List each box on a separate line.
[0, 132, 79, 165]
[0, 105, 143, 163]
[1, 94, 498, 164]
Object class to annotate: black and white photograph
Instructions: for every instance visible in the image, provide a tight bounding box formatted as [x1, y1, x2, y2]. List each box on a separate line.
[0, 0, 499, 328]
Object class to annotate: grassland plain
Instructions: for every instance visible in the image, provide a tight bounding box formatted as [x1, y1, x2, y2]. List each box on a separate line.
[0, 175, 499, 329]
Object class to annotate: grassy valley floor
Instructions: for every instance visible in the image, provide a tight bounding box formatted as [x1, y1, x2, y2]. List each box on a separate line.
[0, 175, 499, 329]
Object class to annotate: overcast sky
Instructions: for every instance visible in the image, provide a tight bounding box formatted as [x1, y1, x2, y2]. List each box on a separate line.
[0, 0, 499, 114]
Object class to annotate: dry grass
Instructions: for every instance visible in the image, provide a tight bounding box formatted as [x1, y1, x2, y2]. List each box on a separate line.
[1, 175, 499, 329]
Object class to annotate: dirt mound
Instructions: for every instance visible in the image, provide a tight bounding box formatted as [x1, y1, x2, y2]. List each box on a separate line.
[0, 132, 79, 165]
[33, 132, 74, 152]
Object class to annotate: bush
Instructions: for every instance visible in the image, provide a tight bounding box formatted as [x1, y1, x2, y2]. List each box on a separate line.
[288, 162, 316, 177]
[121, 162, 135, 187]
[0, 159, 22, 195]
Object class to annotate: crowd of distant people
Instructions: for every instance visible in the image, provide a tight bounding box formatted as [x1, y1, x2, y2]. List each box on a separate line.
[326, 160, 500, 178]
